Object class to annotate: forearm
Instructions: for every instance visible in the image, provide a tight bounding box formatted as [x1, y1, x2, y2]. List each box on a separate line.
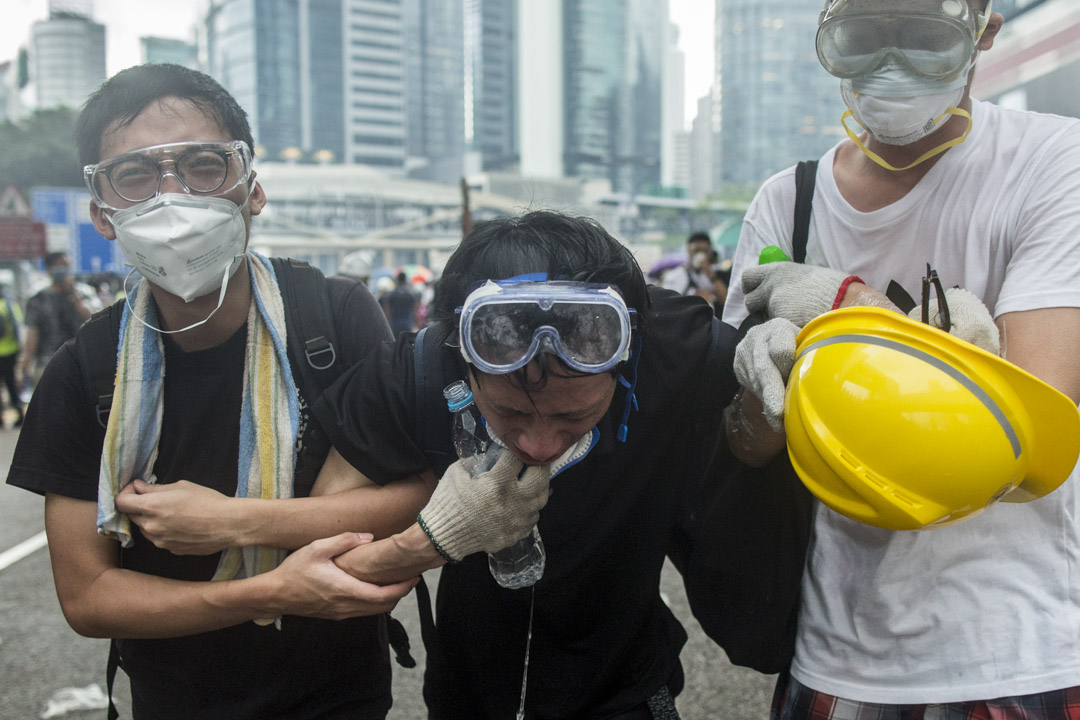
[61, 565, 288, 639]
[334, 524, 444, 585]
[232, 475, 434, 549]
[723, 389, 787, 467]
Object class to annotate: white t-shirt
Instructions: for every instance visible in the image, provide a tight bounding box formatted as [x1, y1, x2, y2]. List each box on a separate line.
[724, 99, 1080, 704]
[661, 264, 713, 296]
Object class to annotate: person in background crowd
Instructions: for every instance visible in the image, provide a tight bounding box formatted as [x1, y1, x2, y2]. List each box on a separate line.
[20, 252, 93, 388]
[661, 231, 728, 316]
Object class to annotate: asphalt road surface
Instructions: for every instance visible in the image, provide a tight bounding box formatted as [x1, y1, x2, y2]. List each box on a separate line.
[0, 426, 776, 719]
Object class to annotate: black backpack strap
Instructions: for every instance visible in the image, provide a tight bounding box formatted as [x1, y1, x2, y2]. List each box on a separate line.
[270, 257, 342, 399]
[75, 301, 125, 430]
[106, 638, 121, 719]
[792, 160, 818, 264]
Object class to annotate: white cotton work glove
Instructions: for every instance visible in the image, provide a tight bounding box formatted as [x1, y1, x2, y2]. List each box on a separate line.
[909, 287, 1000, 356]
[742, 263, 851, 327]
[418, 451, 551, 562]
[734, 318, 800, 431]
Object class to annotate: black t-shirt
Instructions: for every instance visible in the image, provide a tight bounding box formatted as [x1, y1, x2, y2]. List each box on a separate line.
[7, 273, 394, 720]
[314, 287, 740, 720]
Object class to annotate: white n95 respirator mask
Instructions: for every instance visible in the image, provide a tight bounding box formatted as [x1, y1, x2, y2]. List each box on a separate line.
[108, 192, 249, 303]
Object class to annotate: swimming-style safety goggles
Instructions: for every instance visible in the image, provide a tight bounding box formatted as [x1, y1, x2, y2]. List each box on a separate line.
[458, 279, 635, 375]
[84, 140, 253, 211]
[817, 0, 992, 81]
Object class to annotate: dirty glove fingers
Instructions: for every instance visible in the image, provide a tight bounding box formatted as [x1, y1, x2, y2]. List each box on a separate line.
[909, 287, 1000, 355]
[734, 318, 799, 430]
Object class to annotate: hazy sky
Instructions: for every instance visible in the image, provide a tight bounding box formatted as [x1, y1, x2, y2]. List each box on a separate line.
[1, 0, 715, 129]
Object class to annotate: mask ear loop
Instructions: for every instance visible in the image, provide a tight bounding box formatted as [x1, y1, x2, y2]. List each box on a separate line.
[114, 177, 258, 335]
[122, 262, 235, 335]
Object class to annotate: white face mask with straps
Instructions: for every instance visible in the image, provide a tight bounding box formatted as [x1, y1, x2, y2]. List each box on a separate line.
[108, 185, 254, 334]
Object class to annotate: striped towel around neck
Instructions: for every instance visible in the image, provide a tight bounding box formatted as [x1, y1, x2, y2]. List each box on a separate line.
[97, 252, 299, 625]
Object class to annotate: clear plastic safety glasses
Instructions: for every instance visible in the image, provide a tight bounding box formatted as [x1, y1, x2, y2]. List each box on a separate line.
[84, 140, 253, 210]
[458, 280, 634, 375]
[817, 0, 991, 80]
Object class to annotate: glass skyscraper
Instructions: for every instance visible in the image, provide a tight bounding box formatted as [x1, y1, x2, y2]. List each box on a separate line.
[716, 0, 844, 188]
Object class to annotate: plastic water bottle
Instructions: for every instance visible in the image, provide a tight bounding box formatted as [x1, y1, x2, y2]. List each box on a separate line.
[443, 380, 545, 589]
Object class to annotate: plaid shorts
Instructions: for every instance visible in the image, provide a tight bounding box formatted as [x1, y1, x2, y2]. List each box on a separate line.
[771, 670, 1080, 720]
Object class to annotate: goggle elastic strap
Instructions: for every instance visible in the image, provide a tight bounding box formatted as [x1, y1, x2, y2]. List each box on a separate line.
[841, 106, 972, 171]
[616, 334, 643, 443]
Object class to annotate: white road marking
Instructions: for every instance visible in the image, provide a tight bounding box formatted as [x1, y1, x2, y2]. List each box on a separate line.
[0, 530, 48, 572]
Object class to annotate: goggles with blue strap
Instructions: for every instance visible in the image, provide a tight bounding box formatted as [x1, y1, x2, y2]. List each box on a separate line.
[458, 276, 636, 375]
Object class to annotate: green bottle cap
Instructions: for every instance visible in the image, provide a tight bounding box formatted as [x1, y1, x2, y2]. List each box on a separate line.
[758, 246, 792, 265]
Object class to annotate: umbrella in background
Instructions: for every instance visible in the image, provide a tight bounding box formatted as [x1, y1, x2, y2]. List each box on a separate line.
[395, 264, 435, 284]
[647, 251, 687, 280]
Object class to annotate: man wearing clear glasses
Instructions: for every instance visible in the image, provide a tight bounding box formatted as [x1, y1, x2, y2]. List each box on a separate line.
[6, 64, 430, 719]
[721, 0, 1080, 717]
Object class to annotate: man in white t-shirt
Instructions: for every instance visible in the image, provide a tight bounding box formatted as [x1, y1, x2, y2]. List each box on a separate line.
[721, 0, 1080, 717]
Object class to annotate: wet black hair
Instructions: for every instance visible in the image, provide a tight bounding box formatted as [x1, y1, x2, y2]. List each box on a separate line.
[433, 211, 650, 325]
[75, 63, 255, 166]
[434, 211, 650, 391]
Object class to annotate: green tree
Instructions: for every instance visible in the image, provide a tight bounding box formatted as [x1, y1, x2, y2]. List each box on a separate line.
[0, 107, 82, 195]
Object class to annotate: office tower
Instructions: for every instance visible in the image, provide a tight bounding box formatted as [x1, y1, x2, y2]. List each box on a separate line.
[404, 0, 465, 182]
[661, 22, 686, 190]
[343, 0, 406, 168]
[30, 4, 106, 110]
[558, 0, 666, 194]
[715, 0, 844, 187]
[465, 0, 517, 173]
[141, 37, 198, 68]
[206, 0, 406, 168]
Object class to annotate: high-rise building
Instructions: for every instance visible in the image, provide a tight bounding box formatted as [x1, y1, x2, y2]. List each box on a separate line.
[206, 0, 301, 161]
[558, 0, 667, 194]
[141, 36, 198, 68]
[715, 0, 844, 188]
[30, 6, 106, 111]
[464, 0, 517, 173]
[403, 0, 465, 183]
[205, 0, 406, 168]
[343, 0, 406, 168]
[661, 22, 685, 190]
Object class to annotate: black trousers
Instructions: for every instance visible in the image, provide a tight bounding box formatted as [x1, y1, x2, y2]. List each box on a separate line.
[0, 353, 23, 415]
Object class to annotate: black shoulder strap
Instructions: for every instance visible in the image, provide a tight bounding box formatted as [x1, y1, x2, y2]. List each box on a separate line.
[411, 322, 453, 472]
[76, 300, 125, 430]
[792, 159, 818, 264]
[270, 257, 343, 400]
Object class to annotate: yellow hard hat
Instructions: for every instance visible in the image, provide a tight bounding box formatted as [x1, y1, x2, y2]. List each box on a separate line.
[785, 307, 1080, 531]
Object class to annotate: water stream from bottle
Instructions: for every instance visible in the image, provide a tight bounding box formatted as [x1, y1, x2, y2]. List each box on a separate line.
[515, 585, 536, 720]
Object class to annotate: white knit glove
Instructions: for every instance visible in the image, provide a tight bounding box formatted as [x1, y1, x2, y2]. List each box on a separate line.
[909, 287, 1000, 356]
[742, 263, 851, 327]
[734, 318, 800, 431]
[418, 452, 551, 562]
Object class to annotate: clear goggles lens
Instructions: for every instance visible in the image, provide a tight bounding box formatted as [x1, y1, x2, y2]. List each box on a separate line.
[817, 0, 986, 79]
[84, 140, 252, 209]
[459, 281, 633, 375]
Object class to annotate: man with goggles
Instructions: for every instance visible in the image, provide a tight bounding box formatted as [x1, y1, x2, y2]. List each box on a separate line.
[303, 210, 743, 719]
[817, 0, 993, 169]
[457, 279, 634, 376]
[722, 0, 1080, 717]
[8, 64, 424, 720]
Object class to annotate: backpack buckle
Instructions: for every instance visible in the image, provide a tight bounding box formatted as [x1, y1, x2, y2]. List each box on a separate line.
[95, 394, 113, 429]
[304, 337, 337, 371]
